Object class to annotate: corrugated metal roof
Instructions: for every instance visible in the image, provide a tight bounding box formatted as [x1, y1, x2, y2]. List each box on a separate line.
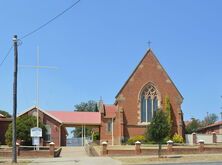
[46, 111, 101, 125]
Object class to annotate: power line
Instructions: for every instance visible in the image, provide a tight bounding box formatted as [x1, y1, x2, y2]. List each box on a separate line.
[20, 0, 81, 40]
[0, 45, 13, 68]
[0, 0, 80, 68]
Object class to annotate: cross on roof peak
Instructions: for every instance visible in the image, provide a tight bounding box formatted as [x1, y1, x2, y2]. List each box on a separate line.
[147, 40, 152, 49]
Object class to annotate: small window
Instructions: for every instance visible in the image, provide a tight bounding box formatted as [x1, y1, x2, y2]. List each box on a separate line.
[32, 110, 37, 117]
[45, 125, 51, 142]
[107, 120, 112, 133]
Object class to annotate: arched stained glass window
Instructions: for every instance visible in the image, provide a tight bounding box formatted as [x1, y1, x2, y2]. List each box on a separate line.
[140, 84, 159, 123]
[141, 95, 146, 122]
[153, 97, 158, 117]
[147, 97, 152, 122]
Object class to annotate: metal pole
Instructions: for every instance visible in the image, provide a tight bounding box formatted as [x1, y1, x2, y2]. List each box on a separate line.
[36, 46, 39, 128]
[12, 35, 18, 163]
[81, 125, 83, 146]
[112, 118, 114, 146]
[84, 125, 85, 146]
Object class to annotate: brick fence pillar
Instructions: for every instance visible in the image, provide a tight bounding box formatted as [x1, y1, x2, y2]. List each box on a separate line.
[16, 142, 20, 156]
[135, 141, 141, 155]
[198, 140, 204, 152]
[167, 140, 173, 152]
[212, 132, 217, 143]
[102, 141, 108, 156]
[192, 132, 197, 144]
[49, 142, 55, 157]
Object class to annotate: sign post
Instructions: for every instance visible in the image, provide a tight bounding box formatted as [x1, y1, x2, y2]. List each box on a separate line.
[30, 127, 42, 150]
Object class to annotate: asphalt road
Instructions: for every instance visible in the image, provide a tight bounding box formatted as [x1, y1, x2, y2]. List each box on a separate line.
[145, 162, 222, 165]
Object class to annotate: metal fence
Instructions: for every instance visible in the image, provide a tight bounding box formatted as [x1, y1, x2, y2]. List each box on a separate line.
[66, 137, 92, 146]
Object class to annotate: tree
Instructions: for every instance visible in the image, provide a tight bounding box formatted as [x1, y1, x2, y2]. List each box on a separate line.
[147, 109, 170, 158]
[202, 113, 218, 126]
[164, 96, 172, 136]
[74, 100, 98, 112]
[185, 118, 202, 134]
[0, 110, 11, 118]
[72, 100, 98, 138]
[5, 115, 46, 146]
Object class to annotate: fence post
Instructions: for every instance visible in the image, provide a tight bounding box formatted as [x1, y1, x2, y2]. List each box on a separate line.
[135, 141, 141, 155]
[16, 142, 20, 156]
[49, 142, 55, 157]
[212, 132, 217, 143]
[198, 140, 204, 152]
[192, 132, 197, 144]
[102, 141, 108, 156]
[167, 140, 173, 152]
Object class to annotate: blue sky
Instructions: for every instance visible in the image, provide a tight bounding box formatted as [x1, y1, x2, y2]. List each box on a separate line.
[0, 0, 222, 121]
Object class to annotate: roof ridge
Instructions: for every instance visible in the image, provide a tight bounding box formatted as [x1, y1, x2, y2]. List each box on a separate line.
[115, 49, 152, 99]
[115, 49, 183, 100]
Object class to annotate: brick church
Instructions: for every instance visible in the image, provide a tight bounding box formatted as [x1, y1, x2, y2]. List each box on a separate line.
[100, 49, 184, 144]
[1, 49, 184, 146]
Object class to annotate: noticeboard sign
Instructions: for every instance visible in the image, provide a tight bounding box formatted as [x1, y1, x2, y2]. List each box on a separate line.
[30, 127, 42, 137]
[32, 137, 40, 145]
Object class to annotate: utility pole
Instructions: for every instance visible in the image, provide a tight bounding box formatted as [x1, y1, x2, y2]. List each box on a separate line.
[220, 96, 222, 120]
[12, 35, 18, 163]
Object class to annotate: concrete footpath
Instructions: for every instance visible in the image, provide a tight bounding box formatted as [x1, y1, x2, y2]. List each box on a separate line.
[27, 147, 121, 165]
[27, 157, 121, 165]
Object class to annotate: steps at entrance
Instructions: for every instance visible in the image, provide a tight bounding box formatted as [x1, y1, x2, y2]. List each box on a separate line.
[60, 146, 88, 158]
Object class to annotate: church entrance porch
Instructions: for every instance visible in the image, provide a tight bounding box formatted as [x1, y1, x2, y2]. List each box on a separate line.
[65, 125, 98, 147]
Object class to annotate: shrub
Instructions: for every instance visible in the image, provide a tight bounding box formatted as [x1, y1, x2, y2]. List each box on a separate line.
[5, 115, 46, 146]
[127, 135, 145, 145]
[93, 132, 99, 141]
[172, 133, 184, 143]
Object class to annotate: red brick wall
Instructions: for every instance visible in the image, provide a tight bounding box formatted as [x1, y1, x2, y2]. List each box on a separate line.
[100, 110, 125, 145]
[197, 125, 221, 134]
[100, 115, 113, 144]
[115, 50, 184, 140]
[0, 119, 12, 144]
[60, 125, 67, 146]
[101, 146, 222, 156]
[43, 114, 61, 147]
[22, 108, 61, 147]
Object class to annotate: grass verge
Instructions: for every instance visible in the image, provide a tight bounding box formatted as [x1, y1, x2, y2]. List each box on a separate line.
[113, 153, 222, 164]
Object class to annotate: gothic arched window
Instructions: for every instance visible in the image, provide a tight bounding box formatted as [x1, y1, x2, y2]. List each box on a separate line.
[140, 84, 158, 123]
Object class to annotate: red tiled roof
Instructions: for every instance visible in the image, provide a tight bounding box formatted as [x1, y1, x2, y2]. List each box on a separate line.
[203, 121, 222, 129]
[197, 121, 222, 131]
[46, 111, 101, 125]
[104, 105, 116, 118]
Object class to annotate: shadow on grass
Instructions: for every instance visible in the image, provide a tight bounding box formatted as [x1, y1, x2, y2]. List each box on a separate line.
[0, 161, 6, 164]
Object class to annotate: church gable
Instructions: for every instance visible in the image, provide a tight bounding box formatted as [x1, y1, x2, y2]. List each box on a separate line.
[116, 49, 183, 103]
[115, 49, 184, 136]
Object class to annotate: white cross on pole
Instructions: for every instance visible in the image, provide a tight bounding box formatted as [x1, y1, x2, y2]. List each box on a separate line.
[20, 46, 57, 128]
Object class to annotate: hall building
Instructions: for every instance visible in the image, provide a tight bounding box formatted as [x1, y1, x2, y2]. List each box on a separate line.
[17, 49, 184, 146]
